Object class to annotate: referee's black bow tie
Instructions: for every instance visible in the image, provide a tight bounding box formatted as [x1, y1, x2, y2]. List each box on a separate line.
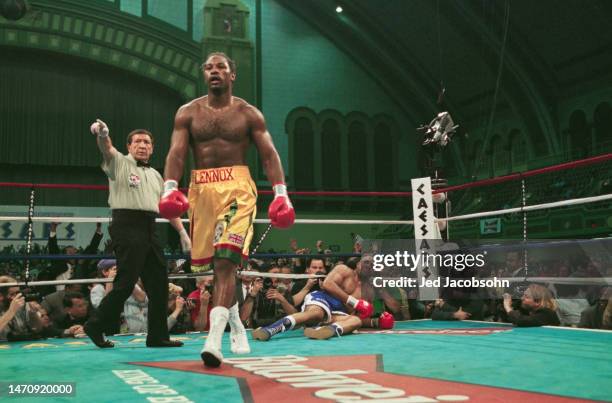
[137, 160, 150, 168]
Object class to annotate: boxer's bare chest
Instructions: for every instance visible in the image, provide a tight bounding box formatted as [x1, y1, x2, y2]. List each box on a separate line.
[344, 275, 361, 298]
[190, 106, 250, 144]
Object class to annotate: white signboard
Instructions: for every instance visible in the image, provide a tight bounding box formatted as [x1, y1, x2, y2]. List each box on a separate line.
[0, 205, 111, 250]
[411, 177, 439, 300]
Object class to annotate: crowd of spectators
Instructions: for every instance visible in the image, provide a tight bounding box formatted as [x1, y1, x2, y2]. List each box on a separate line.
[1, 227, 611, 343]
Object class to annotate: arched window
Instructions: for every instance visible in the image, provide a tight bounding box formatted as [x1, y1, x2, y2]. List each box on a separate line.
[348, 121, 369, 190]
[293, 117, 315, 189]
[593, 102, 612, 151]
[321, 118, 342, 190]
[374, 121, 394, 190]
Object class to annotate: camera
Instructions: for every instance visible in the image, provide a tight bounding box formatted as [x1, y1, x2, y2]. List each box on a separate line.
[23, 292, 40, 302]
[205, 284, 213, 294]
[262, 277, 275, 293]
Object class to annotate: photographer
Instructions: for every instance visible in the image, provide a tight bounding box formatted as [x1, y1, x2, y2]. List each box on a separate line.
[56, 291, 89, 337]
[167, 284, 193, 334]
[249, 266, 297, 328]
[292, 258, 327, 308]
[187, 276, 214, 331]
[0, 276, 45, 341]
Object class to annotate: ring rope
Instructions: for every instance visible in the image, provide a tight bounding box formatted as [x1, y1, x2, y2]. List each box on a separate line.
[0, 252, 362, 262]
[2, 193, 610, 226]
[0, 216, 415, 225]
[1, 275, 608, 289]
[441, 193, 612, 223]
[1, 153, 609, 196]
[0, 271, 328, 288]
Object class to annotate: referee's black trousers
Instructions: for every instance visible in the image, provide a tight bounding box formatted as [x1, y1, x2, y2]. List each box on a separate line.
[88, 209, 169, 342]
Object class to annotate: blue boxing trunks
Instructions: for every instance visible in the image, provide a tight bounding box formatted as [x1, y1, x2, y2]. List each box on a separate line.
[303, 290, 348, 323]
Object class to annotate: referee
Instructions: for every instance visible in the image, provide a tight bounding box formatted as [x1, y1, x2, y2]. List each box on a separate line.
[85, 119, 190, 348]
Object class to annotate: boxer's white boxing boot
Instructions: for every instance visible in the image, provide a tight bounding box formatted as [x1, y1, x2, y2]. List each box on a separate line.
[228, 303, 251, 354]
[201, 306, 228, 367]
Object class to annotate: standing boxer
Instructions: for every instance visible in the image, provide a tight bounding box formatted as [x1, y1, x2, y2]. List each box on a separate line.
[160, 52, 295, 367]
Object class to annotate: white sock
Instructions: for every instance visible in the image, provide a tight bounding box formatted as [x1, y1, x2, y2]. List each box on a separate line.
[203, 306, 229, 352]
[228, 303, 240, 324]
[228, 303, 250, 354]
[285, 316, 296, 331]
[332, 323, 344, 336]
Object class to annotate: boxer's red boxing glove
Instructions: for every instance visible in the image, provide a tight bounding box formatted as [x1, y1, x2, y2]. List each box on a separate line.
[159, 180, 189, 219]
[346, 296, 374, 319]
[377, 311, 395, 329]
[268, 183, 295, 228]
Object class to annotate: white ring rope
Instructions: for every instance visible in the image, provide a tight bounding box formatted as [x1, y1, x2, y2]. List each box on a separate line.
[441, 193, 612, 223]
[1, 193, 610, 225]
[0, 271, 328, 288]
[0, 216, 414, 225]
[1, 275, 608, 289]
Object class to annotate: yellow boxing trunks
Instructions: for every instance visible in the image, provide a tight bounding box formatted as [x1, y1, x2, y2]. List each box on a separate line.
[188, 166, 257, 271]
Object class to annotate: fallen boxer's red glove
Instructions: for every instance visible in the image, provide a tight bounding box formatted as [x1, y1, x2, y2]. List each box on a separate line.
[377, 311, 395, 329]
[346, 296, 374, 319]
[268, 183, 295, 228]
[159, 180, 189, 219]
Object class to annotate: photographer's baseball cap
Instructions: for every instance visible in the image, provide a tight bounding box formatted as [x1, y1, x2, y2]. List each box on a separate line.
[97, 259, 117, 271]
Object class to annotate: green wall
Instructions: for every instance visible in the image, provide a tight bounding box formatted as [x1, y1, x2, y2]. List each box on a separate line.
[259, 0, 415, 184]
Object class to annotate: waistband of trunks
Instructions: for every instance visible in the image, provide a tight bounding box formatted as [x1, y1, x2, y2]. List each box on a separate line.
[190, 165, 252, 185]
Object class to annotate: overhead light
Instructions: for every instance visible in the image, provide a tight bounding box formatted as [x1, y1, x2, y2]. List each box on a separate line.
[336, 6, 343, 13]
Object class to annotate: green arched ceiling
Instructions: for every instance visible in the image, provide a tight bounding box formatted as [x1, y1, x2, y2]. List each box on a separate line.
[0, 0, 201, 100]
[278, 0, 612, 162]
[2, 0, 611, 163]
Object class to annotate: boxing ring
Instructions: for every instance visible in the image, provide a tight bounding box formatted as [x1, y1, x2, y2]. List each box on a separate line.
[0, 320, 610, 402]
[1, 154, 612, 402]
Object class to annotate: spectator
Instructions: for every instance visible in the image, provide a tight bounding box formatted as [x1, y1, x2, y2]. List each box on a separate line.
[292, 258, 327, 308]
[405, 288, 434, 319]
[38, 222, 103, 294]
[431, 279, 485, 322]
[56, 291, 89, 337]
[90, 259, 117, 309]
[40, 284, 82, 325]
[503, 284, 560, 327]
[239, 274, 262, 328]
[122, 281, 148, 333]
[167, 284, 193, 333]
[0, 276, 44, 341]
[236, 261, 259, 309]
[266, 266, 297, 312]
[431, 298, 481, 321]
[289, 239, 311, 274]
[554, 273, 589, 326]
[187, 276, 213, 331]
[247, 267, 297, 328]
[579, 287, 611, 329]
[278, 266, 296, 296]
[603, 295, 612, 330]
[0, 277, 26, 340]
[36, 307, 63, 338]
[504, 251, 525, 277]
[168, 259, 196, 298]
